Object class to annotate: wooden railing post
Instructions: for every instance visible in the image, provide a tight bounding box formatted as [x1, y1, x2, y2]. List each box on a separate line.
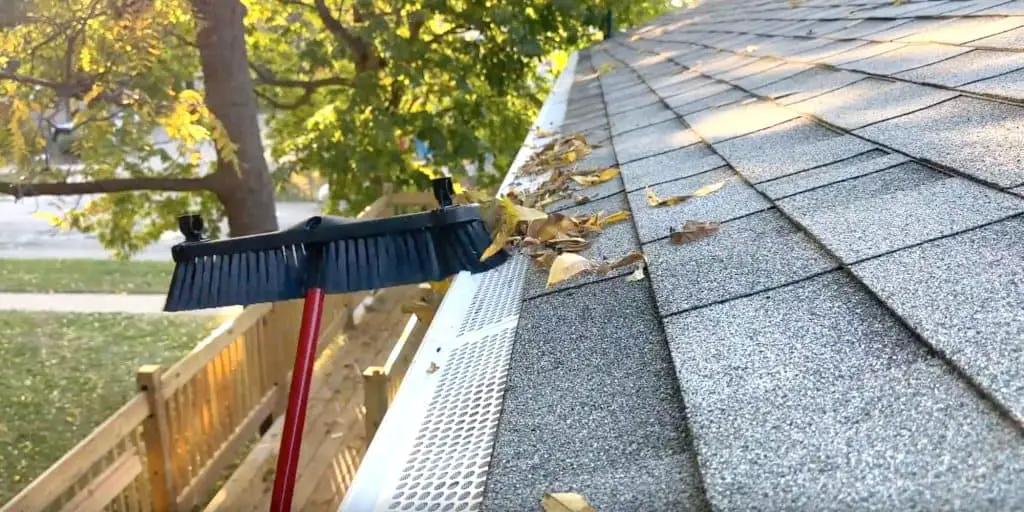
[137, 365, 175, 512]
[362, 367, 389, 444]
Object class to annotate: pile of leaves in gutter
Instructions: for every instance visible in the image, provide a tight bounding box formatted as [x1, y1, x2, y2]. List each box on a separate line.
[462, 130, 727, 288]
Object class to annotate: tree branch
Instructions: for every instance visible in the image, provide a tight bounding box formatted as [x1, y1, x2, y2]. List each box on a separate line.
[0, 176, 215, 199]
[250, 63, 351, 89]
[312, 0, 380, 72]
[0, 71, 69, 91]
[254, 88, 314, 110]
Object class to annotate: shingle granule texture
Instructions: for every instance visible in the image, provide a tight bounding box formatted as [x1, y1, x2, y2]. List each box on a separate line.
[852, 215, 1024, 422]
[663, 272, 1024, 511]
[777, 164, 1024, 262]
[482, 278, 708, 512]
[855, 96, 1024, 187]
[644, 209, 838, 315]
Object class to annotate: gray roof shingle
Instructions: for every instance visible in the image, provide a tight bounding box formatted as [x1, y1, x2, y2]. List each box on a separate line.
[483, 2, 1024, 508]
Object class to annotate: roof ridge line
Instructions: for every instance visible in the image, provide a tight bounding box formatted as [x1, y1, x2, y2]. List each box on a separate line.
[596, 40, 1024, 433]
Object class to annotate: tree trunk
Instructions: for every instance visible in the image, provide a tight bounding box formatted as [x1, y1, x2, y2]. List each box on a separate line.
[191, 0, 279, 236]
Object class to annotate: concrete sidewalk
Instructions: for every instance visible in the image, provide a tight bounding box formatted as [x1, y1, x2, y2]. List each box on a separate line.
[0, 292, 240, 315]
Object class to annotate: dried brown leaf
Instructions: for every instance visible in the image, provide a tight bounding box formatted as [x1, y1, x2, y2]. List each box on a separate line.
[692, 180, 727, 198]
[670, 221, 721, 245]
[548, 237, 591, 252]
[547, 250, 644, 287]
[547, 253, 597, 287]
[646, 186, 691, 207]
[571, 167, 620, 186]
[529, 213, 576, 242]
[626, 264, 646, 282]
[535, 192, 566, 209]
[599, 211, 631, 226]
[574, 195, 592, 205]
[542, 492, 595, 512]
[529, 249, 558, 269]
[607, 251, 644, 271]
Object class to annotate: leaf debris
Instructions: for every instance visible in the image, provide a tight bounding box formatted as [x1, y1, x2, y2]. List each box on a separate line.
[546, 251, 644, 287]
[571, 167, 619, 186]
[670, 221, 721, 245]
[645, 179, 728, 208]
[542, 492, 596, 512]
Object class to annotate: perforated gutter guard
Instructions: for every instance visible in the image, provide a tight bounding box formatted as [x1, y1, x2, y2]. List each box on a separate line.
[339, 52, 579, 512]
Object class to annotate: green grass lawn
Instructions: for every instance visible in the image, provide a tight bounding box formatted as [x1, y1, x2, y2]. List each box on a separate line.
[0, 259, 174, 294]
[0, 311, 215, 504]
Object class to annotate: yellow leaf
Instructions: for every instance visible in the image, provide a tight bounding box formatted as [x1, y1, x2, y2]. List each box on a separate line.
[33, 211, 66, 228]
[82, 83, 104, 104]
[646, 187, 690, 207]
[480, 230, 509, 261]
[599, 211, 631, 226]
[692, 180, 727, 198]
[546, 251, 644, 287]
[670, 221, 721, 245]
[534, 127, 558, 137]
[542, 492, 596, 512]
[188, 152, 202, 165]
[528, 213, 576, 242]
[510, 203, 549, 224]
[571, 167, 620, 186]
[546, 253, 597, 287]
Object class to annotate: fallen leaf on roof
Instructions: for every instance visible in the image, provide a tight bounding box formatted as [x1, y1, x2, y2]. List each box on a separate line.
[598, 63, 617, 74]
[520, 134, 593, 176]
[670, 221, 721, 245]
[571, 167, 620, 186]
[600, 211, 631, 226]
[535, 192, 567, 209]
[529, 213, 577, 242]
[547, 253, 596, 287]
[548, 237, 590, 252]
[534, 127, 559, 137]
[530, 249, 558, 268]
[626, 264, 646, 282]
[546, 251, 645, 287]
[480, 230, 510, 261]
[691, 180, 727, 197]
[647, 187, 691, 207]
[571, 211, 603, 233]
[427, 362, 439, 374]
[542, 492, 596, 512]
[574, 195, 591, 205]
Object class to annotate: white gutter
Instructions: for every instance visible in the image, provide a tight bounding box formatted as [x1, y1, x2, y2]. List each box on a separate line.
[340, 52, 578, 512]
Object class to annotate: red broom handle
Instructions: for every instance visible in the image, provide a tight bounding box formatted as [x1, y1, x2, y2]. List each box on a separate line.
[270, 287, 326, 512]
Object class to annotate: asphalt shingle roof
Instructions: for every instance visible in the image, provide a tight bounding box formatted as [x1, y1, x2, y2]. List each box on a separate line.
[482, 1, 1024, 509]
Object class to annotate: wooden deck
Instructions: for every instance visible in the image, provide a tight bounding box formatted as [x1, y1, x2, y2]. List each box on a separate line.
[206, 285, 425, 512]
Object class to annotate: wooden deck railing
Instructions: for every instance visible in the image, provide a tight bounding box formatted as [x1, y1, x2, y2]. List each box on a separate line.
[1, 191, 440, 512]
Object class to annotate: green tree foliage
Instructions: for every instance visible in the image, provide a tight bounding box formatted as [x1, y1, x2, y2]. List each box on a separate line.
[0, 0, 674, 257]
[249, 0, 675, 213]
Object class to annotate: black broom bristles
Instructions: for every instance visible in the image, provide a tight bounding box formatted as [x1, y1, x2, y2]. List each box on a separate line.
[164, 207, 508, 312]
